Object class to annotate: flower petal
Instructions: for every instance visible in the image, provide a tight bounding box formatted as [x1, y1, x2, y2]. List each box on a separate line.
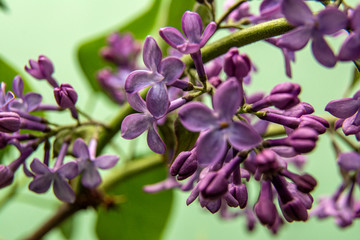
[197, 130, 227, 166]
[126, 92, 147, 112]
[311, 34, 336, 67]
[143, 36, 162, 72]
[178, 102, 217, 131]
[57, 161, 78, 179]
[29, 175, 52, 193]
[159, 27, 187, 49]
[53, 175, 75, 203]
[159, 57, 185, 85]
[325, 98, 360, 118]
[81, 165, 102, 188]
[147, 122, 166, 154]
[24, 93, 42, 112]
[199, 22, 217, 47]
[281, 0, 314, 26]
[317, 7, 347, 35]
[146, 83, 170, 118]
[12, 75, 24, 98]
[182, 11, 203, 43]
[73, 138, 90, 160]
[277, 26, 312, 51]
[213, 78, 242, 121]
[30, 158, 51, 175]
[337, 33, 360, 61]
[338, 152, 360, 171]
[125, 70, 155, 94]
[121, 113, 151, 139]
[94, 155, 119, 169]
[228, 121, 262, 151]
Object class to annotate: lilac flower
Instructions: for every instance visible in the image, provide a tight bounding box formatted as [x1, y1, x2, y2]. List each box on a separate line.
[0, 82, 14, 110]
[0, 112, 21, 133]
[25, 55, 59, 88]
[125, 36, 185, 118]
[29, 143, 78, 203]
[178, 79, 262, 165]
[159, 11, 217, 55]
[8, 76, 42, 113]
[338, 6, 360, 61]
[277, 0, 348, 67]
[325, 90, 360, 127]
[223, 48, 252, 80]
[121, 93, 166, 154]
[54, 83, 78, 119]
[97, 68, 129, 105]
[73, 138, 119, 188]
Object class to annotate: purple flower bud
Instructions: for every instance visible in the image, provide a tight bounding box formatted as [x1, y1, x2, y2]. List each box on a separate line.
[54, 83, 78, 108]
[298, 115, 329, 134]
[170, 151, 198, 180]
[280, 197, 308, 222]
[281, 169, 317, 193]
[224, 48, 252, 80]
[198, 171, 228, 199]
[288, 127, 318, 153]
[255, 149, 282, 173]
[0, 165, 14, 188]
[228, 183, 248, 208]
[254, 180, 277, 227]
[269, 82, 301, 109]
[0, 112, 20, 133]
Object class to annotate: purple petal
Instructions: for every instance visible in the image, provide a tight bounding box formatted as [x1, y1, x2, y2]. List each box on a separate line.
[317, 7, 347, 35]
[199, 22, 217, 47]
[57, 161, 78, 179]
[159, 27, 187, 49]
[73, 138, 90, 160]
[147, 123, 166, 154]
[125, 70, 156, 94]
[94, 155, 119, 169]
[337, 33, 360, 61]
[281, 0, 314, 26]
[277, 26, 312, 51]
[338, 152, 360, 171]
[8, 99, 27, 112]
[197, 130, 227, 165]
[352, 6, 360, 32]
[182, 11, 203, 43]
[146, 83, 170, 118]
[311, 34, 336, 67]
[12, 75, 24, 98]
[38, 55, 54, 78]
[213, 79, 241, 121]
[29, 175, 52, 193]
[159, 57, 185, 85]
[53, 175, 75, 203]
[30, 158, 51, 175]
[24, 93, 42, 112]
[325, 98, 360, 118]
[81, 165, 102, 188]
[143, 36, 162, 72]
[177, 42, 201, 54]
[126, 93, 147, 113]
[228, 121, 262, 151]
[178, 102, 217, 131]
[342, 115, 360, 135]
[121, 113, 151, 139]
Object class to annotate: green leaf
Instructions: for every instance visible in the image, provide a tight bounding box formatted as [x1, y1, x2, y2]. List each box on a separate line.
[58, 216, 74, 239]
[0, 0, 7, 11]
[173, 117, 199, 160]
[96, 165, 173, 240]
[77, 0, 163, 92]
[0, 55, 32, 93]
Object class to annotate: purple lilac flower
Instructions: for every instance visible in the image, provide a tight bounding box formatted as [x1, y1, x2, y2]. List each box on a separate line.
[224, 0, 253, 23]
[277, 0, 348, 67]
[29, 143, 78, 203]
[9, 76, 42, 113]
[266, 38, 295, 78]
[121, 93, 166, 154]
[178, 79, 262, 165]
[159, 11, 216, 55]
[25, 55, 59, 88]
[73, 138, 119, 188]
[0, 112, 21, 133]
[125, 36, 185, 118]
[224, 48, 252, 81]
[338, 6, 360, 61]
[0, 82, 14, 111]
[54, 83, 78, 119]
[97, 68, 129, 105]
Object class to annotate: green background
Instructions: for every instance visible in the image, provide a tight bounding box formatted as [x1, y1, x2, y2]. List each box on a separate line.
[0, 0, 360, 239]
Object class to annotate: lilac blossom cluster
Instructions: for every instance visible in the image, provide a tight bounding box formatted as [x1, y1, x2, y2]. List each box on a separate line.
[0, 56, 119, 203]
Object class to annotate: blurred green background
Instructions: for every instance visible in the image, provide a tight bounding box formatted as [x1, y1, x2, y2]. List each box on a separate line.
[0, 0, 360, 239]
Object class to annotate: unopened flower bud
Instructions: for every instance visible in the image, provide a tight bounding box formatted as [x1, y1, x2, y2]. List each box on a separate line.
[229, 183, 248, 208]
[0, 112, 20, 133]
[269, 82, 301, 109]
[256, 149, 282, 173]
[224, 48, 251, 80]
[170, 151, 198, 180]
[299, 115, 329, 134]
[0, 165, 14, 188]
[54, 83, 78, 108]
[289, 128, 318, 153]
[254, 181, 277, 227]
[198, 172, 228, 199]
